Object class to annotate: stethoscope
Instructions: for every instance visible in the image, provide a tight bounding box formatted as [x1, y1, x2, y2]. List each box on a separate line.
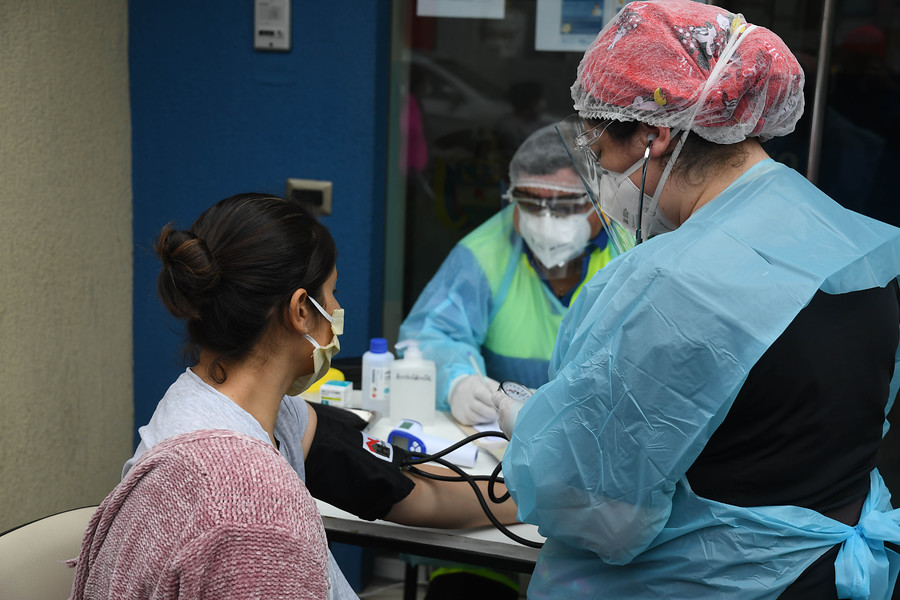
[398, 380, 541, 548]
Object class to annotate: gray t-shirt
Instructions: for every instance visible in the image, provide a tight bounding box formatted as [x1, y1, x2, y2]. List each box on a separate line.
[126, 368, 359, 600]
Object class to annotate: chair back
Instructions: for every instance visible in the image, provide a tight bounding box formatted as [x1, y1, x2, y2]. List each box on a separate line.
[0, 507, 97, 600]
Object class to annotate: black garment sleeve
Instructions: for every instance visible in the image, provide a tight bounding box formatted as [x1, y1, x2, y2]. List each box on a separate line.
[305, 402, 415, 521]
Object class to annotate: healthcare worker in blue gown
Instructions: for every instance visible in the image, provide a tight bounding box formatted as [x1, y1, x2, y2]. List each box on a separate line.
[492, 1, 900, 598]
[398, 124, 614, 426]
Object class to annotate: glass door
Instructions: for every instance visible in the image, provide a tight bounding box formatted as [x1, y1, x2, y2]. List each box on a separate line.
[383, 0, 900, 344]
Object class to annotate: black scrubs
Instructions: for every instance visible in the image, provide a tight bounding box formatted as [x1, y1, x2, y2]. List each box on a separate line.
[686, 280, 900, 598]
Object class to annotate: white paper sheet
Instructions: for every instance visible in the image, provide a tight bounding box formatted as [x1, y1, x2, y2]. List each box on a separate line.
[417, 0, 505, 19]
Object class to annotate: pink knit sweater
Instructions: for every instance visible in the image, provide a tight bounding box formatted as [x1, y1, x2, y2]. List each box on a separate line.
[69, 429, 330, 599]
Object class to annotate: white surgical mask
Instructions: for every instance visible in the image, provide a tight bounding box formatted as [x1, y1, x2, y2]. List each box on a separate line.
[598, 156, 677, 248]
[518, 210, 592, 269]
[288, 296, 344, 396]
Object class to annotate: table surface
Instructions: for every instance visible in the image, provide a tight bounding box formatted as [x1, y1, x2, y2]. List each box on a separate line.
[314, 402, 543, 572]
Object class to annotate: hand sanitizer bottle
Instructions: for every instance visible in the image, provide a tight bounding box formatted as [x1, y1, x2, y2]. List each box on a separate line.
[390, 340, 436, 426]
[362, 337, 393, 417]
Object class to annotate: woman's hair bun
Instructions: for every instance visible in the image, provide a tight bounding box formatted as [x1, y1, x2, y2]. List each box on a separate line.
[155, 224, 221, 320]
[152, 193, 337, 371]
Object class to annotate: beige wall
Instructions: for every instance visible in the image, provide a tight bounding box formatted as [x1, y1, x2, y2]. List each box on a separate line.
[0, 2, 133, 531]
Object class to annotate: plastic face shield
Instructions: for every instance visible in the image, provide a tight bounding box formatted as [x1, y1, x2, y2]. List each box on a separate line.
[556, 114, 635, 255]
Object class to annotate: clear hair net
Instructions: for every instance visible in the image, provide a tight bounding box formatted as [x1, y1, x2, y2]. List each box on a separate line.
[509, 123, 586, 193]
[572, 0, 805, 144]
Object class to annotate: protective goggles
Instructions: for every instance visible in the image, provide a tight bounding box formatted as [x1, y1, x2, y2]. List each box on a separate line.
[504, 189, 592, 216]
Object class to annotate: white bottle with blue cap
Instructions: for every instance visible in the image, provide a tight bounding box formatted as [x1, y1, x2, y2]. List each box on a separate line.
[362, 337, 393, 416]
[390, 340, 436, 426]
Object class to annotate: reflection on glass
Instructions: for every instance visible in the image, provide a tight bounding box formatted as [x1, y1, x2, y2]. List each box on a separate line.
[397, 2, 585, 313]
[391, 0, 900, 319]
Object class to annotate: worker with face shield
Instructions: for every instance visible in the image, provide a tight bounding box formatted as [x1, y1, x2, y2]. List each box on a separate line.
[493, 1, 900, 598]
[398, 123, 613, 425]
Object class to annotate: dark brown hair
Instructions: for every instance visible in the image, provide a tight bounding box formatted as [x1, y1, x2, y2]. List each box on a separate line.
[155, 193, 337, 381]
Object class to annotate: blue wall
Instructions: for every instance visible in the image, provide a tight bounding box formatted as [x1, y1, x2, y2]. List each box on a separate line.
[129, 1, 390, 441]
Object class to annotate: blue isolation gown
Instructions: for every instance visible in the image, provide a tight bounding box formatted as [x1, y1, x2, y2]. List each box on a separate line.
[503, 160, 900, 599]
[399, 204, 612, 410]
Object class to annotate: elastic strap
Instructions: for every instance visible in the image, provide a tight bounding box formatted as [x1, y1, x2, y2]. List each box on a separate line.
[648, 24, 758, 215]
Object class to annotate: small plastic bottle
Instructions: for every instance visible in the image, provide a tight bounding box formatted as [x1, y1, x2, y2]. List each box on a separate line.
[390, 340, 436, 426]
[362, 337, 393, 417]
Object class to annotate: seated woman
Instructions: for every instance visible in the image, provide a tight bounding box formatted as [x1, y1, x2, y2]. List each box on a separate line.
[70, 429, 329, 599]
[126, 192, 518, 599]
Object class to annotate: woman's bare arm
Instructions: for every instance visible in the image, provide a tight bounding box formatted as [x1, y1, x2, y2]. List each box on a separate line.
[384, 464, 519, 529]
[303, 402, 517, 529]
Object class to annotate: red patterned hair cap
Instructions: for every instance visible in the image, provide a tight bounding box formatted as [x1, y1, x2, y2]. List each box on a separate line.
[572, 0, 805, 143]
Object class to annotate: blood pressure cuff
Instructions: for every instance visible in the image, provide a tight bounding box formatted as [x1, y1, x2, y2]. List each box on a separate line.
[305, 402, 415, 521]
